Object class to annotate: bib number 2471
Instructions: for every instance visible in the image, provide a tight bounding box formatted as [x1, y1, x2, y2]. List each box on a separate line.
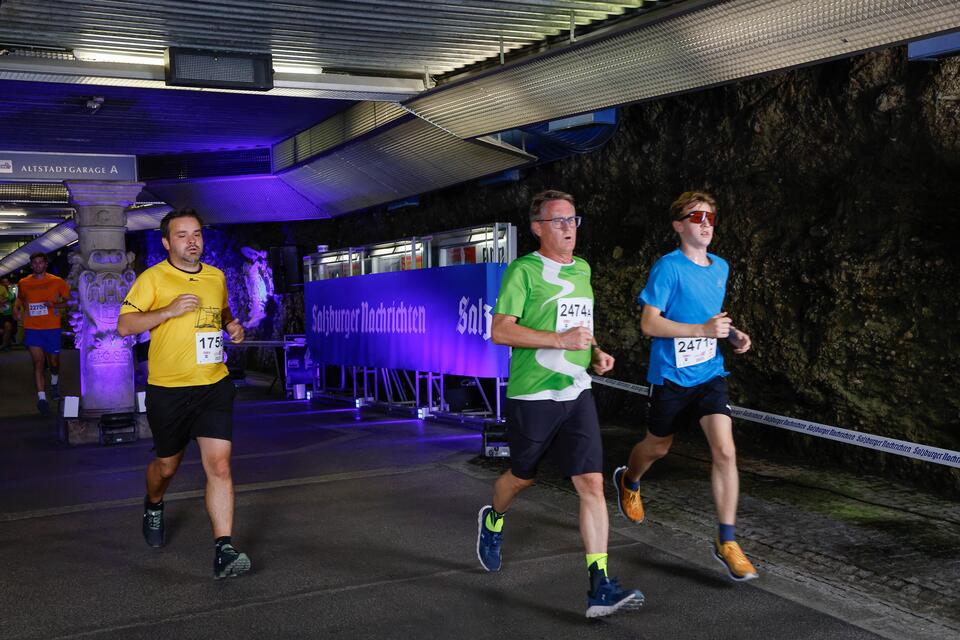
[674, 337, 716, 368]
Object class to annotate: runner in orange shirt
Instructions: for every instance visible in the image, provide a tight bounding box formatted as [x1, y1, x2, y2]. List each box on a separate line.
[15, 252, 70, 415]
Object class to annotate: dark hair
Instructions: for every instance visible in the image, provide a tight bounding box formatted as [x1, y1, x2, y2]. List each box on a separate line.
[29, 252, 47, 261]
[529, 189, 575, 221]
[160, 209, 205, 238]
[669, 191, 718, 221]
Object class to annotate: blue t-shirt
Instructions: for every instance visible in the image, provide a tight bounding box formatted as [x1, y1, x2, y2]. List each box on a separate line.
[637, 248, 729, 387]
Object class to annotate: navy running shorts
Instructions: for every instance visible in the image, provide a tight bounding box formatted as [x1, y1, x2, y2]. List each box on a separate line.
[507, 389, 603, 480]
[647, 376, 732, 437]
[23, 328, 61, 354]
[145, 375, 236, 458]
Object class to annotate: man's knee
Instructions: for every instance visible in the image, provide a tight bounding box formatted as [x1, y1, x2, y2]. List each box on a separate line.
[572, 472, 604, 499]
[152, 458, 181, 480]
[205, 456, 232, 482]
[711, 442, 737, 467]
[502, 470, 535, 492]
[642, 435, 673, 460]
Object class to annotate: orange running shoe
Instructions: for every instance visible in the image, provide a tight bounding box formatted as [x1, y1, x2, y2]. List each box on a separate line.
[714, 539, 759, 581]
[612, 466, 645, 523]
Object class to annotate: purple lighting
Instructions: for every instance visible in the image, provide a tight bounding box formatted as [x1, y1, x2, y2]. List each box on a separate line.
[305, 263, 510, 378]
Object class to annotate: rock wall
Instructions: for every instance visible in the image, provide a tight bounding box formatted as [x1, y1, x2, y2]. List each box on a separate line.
[152, 47, 959, 493]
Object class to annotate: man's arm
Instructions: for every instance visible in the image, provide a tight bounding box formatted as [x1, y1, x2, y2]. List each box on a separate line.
[117, 294, 199, 336]
[640, 305, 732, 339]
[222, 308, 244, 344]
[491, 313, 592, 351]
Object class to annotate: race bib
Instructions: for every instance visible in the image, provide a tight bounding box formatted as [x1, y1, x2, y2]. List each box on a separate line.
[28, 302, 49, 317]
[556, 297, 594, 333]
[674, 337, 716, 368]
[195, 331, 223, 365]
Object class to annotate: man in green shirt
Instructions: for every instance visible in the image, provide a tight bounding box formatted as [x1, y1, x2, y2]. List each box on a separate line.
[476, 190, 644, 618]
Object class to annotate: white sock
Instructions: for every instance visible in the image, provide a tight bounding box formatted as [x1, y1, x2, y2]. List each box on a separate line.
[51, 374, 59, 385]
[38, 391, 46, 400]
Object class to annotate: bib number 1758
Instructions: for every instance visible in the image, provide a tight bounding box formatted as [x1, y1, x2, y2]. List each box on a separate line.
[195, 331, 223, 365]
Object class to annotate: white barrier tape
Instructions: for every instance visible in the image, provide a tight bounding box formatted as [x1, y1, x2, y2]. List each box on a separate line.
[591, 375, 960, 469]
[590, 375, 650, 396]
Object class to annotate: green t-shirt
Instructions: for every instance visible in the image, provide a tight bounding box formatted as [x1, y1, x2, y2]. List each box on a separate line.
[494, 252, 594, 401]
[0, 285, 13, 315]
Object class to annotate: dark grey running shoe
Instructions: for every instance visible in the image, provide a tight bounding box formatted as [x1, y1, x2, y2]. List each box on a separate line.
[142, 498, 164, 548]
[214, 543, 251, 580]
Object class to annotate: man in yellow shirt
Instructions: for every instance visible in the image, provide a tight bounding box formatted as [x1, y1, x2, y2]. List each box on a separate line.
[15, 253, 71, 415]
[118, 209, 250, 580]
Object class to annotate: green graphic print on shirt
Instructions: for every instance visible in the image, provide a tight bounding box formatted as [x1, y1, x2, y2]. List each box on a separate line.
[494, 252, 594, 401]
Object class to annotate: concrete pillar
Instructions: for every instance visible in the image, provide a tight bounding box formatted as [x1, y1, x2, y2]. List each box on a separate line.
[64, 181, 144, 418]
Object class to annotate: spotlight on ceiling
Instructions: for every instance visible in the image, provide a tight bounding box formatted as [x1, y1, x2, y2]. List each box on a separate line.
[85, 96, 105, 113]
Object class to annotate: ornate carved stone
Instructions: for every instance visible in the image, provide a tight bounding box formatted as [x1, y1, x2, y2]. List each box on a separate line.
[64, 181, 144, 418]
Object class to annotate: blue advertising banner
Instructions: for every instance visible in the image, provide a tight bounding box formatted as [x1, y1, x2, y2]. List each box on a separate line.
[305, 263, 510, 378]
[0, 150, 138, 182]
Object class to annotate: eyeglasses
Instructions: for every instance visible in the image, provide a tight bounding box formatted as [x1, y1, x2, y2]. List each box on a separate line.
[534, 216, 582, 228]
[677, 210, 717, 225]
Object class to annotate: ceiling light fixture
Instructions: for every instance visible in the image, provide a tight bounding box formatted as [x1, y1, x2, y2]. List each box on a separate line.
[72, 49, 164, 66]
[273, 64, 324, 76]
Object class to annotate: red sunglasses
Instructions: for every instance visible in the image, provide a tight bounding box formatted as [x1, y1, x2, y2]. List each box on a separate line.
[677, 210, 717, 225]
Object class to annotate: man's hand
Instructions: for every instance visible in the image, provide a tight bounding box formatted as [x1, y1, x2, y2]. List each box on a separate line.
[729, 327, 751, 354]
[162, 294, 200, 319]
[701, 312, 732, 339]
[225, 318, 245, 344]
[556, 326, 593, 351]
[591, 348, 615, 375]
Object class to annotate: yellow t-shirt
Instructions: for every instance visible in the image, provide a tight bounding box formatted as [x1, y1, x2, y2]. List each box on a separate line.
[121, 259, 230, 388]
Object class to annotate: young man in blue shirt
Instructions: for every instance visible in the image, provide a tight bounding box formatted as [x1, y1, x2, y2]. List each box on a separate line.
[613, 190, 758, 581]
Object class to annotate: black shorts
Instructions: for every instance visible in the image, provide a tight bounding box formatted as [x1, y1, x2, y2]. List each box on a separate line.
[145, 375, 236, 458]
[508, 390, 603, 480]
[647, 376, 732, 438]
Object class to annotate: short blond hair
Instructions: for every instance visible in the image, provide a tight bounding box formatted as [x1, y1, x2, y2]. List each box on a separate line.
[669, 191, 717, 221]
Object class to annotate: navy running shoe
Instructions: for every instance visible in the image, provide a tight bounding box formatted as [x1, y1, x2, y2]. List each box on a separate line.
[37, 399, 49, 416]
[586, 577, 645, 618]
[476, 505, 503, 572]
[49, 383, 59, 400]
[214, 543, 251, 580]
[142, 498, 165, 548]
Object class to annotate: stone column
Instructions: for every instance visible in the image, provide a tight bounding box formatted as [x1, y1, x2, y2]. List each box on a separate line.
[64, 181, 144, 418]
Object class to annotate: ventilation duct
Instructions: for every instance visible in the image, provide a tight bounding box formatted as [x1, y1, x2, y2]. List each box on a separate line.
[273, 102, 408, 171]
[405, 0, 960, 139]
[0, 204, 171, 276]
[276, 115, 535, 216]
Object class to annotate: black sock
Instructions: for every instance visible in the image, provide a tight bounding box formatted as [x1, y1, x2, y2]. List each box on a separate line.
[485, 507, 506, 532]
[215, 536, 232, 551]
[145, 497, 163, 510]
[588, 561, 607, 593]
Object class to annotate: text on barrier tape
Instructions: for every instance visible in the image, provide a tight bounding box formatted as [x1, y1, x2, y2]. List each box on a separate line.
[590, 375, 960, 468]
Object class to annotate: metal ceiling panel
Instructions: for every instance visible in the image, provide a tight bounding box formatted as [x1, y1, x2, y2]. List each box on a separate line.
[406, 0, 960, 138]
[144, 175, 326, 223]
[0, 1, 657, 78]
[0, 80, 354, 155]
[273, 102, 408, 171]
[277, 117, 535, 216]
